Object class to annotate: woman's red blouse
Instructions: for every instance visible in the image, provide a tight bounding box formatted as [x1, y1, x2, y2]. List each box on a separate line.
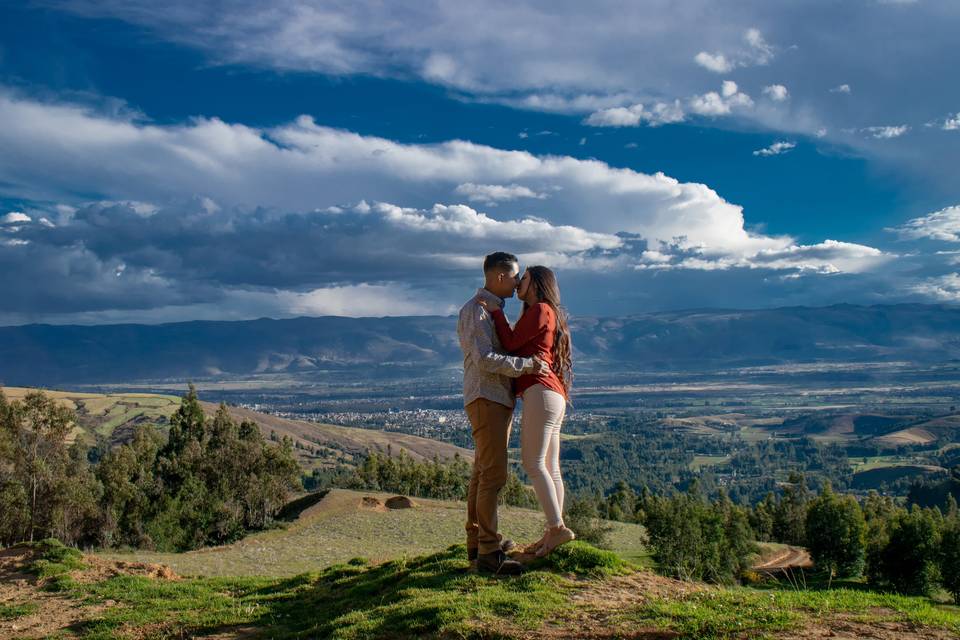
[490, 302, 567, 399]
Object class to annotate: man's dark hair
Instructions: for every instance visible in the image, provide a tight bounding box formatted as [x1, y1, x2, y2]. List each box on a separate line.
[483, 251, 519, 274]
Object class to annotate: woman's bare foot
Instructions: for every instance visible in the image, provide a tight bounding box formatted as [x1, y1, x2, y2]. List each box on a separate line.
[535, 525, 576, 557]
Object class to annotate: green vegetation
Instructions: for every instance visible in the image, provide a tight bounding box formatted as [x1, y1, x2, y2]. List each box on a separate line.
[24, 538, 86, 592]
[642, 487, 756, 584]
[19, 537, 960, 639]
[0, 602, 39, 620]
[66, 545, 574, 640]
[805, 483, 866, 582]
[526, 540, 627, 576]
[0, 387, 301, 551]
[97, 488, 648, 578]
[632, 587, 960, 639]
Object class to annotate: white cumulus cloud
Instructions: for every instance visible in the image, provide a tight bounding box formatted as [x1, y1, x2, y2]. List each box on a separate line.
[694, 52, 734, 73]
[889, 205, 960, 242]
[689, 81, 754, 116]
[862, 125, 909, 139]
[454, 183, 546, 205]
[695, 28, 775, 74]
[584, 100, 684, 127]
[762, 84, 789, 101]
[753, 141, 796, 157]
[1, 212, 31, 224]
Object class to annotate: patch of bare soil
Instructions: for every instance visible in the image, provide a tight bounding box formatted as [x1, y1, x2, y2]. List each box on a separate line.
[504, 570, 705, 639]
[499, 569, 955, 640]
[359, 496, 387, 511]
[0, 545, 98, 639]
[778, 610, 957, 640]
[77, 554, 179, 583]
[385, 495, 418, 509]
[0, 545, 178, 639]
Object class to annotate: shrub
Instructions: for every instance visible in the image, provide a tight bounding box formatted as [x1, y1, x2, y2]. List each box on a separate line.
[564, 496, 614, 548]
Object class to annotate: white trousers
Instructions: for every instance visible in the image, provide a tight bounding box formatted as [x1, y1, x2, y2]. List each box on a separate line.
[520, 384, 567, 527]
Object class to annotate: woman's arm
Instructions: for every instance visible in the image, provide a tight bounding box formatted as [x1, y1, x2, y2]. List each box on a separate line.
[491, 303, 551, 353]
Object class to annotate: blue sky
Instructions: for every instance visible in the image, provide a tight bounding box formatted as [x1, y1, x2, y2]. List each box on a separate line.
[0, 1, 958, 324]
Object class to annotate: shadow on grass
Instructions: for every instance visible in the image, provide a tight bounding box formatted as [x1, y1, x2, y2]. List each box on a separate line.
[276, 490, 331, 522]
[68, 542, 625, 639]
[241, 545, 537, 639]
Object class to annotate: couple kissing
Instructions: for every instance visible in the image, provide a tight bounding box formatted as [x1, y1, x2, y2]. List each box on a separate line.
[456, 251, 574, 576]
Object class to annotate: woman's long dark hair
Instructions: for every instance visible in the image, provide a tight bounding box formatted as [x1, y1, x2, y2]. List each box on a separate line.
[523, 266, 573, 395]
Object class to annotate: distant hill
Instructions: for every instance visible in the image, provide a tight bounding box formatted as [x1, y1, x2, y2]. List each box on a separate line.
[0, 386, 471, 469]
[2, 303, 960, 385]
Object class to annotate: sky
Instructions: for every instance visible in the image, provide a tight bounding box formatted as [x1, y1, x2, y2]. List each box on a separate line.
[1, 0, 959, 324]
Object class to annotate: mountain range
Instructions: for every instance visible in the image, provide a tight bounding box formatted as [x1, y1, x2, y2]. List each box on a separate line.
[2, 303, 960, 385]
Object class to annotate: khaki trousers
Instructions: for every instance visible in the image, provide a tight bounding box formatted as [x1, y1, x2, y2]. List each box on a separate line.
[465, 397, 514, 555]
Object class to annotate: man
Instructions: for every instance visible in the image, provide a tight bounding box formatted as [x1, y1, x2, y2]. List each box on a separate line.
[457, 251, 548, 575]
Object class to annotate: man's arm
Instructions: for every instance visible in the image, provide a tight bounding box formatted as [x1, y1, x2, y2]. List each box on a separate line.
[469, 307, 536, 378]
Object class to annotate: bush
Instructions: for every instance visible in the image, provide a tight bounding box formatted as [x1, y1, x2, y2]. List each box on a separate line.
[564, 496, 614, 548]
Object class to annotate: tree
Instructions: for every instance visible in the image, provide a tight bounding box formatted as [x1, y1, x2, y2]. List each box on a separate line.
[750, 492, 776, 542]
[643, 488, 756, 584]
[872, 506, 942, 596]
[862, 491, 898, 583]
[0, 390, 101, 546]
[604, 481, 637, 522]
[96, 424, 164, 548]
[940, 516, 960, 604]
[773, 473, 811, 545]
[805, 483, 866, 584]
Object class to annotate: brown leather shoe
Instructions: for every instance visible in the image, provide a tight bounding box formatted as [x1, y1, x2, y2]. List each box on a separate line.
[468, 537, 516, 561]
[477, 549, 524, 575]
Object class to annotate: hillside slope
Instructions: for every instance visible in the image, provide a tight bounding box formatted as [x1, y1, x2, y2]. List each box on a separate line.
[5, 531, 958, 639]
[0, 387, 471, 469]
[97, 488, 648, 576]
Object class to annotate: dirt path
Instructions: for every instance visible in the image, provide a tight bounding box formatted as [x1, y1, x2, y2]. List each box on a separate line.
[753, 546, 813, 571]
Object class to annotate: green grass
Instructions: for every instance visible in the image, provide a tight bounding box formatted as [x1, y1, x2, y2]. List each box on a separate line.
[631, 587, 960, 640]
[70, 545, 572, 640]
[688, 455, 731, 471]
[0, 602, 39, 620]
[27, 538, 86, 592]
[98, 489, 648, 577]
[851, 455, 925, 472]
[527, 541, 629, 577]
[19, 537, 960, 640]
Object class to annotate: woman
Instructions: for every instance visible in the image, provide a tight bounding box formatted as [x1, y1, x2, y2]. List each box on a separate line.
[478, 265, 574, 556]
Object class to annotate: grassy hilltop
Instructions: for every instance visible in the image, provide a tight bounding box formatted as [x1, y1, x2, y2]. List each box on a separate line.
[3, 491, 959, 639]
